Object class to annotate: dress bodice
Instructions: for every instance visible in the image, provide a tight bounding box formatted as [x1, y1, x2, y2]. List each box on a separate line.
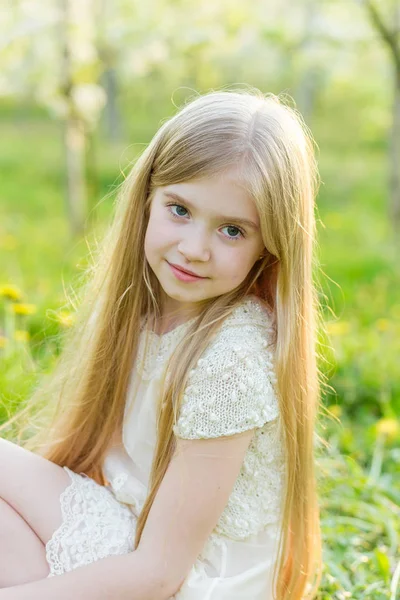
[102, 295, 286, 599]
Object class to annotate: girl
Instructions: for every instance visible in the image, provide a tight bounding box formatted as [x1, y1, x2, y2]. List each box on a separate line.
[0, 88, 323, 600]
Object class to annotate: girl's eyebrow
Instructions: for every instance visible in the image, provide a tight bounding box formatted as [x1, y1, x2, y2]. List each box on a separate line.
[163, 191, 259, 230]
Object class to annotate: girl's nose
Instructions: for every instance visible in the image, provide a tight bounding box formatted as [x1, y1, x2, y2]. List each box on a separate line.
[178, 231, 211, 262]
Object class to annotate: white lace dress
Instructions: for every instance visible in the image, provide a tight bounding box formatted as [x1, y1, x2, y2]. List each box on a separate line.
[45, 295, 287, 599]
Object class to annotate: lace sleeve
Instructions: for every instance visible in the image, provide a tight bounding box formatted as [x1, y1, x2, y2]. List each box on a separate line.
[172, 320, 279, 440]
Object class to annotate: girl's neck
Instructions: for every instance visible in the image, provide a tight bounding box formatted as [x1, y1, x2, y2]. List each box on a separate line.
[148, 312, 196, 336]
[151, 296, 204, 335]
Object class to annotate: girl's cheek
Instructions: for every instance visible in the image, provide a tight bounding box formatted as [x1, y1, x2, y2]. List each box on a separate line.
[158, 223, 177, 246]
[229, 252, 255, 279]
[147, 213, 172, 244]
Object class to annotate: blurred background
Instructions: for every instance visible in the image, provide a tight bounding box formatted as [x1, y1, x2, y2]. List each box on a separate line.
[0, 1, 399, 597]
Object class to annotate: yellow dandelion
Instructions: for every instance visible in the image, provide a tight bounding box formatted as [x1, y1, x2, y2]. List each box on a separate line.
[14, 330, 30, 342]
[0, 234, 18, 250]
[0, 284, 23, 301]
[0, 335, 8, 348]
[376, 319, 390, 332]
[12, 303, 37, 316]
[57, 311, 75, 327]
[325, 320, 351, 336]
[328, 404, 342, 418]
[376, 418, 399, 440]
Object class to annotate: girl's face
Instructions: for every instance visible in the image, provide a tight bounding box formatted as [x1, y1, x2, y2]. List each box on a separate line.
[144, 169, 265, 321]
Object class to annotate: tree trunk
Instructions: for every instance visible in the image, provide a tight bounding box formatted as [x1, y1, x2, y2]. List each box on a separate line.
[86, 129, 100, 222]
[60, 0, 88, 237]
[390, 3, 400, 232]
[389, 71, 400, 230]
[363, 0, 400, 233]
[97, 0, 121, 142]
[63, 117, 87, 237]
[295, 0, 319, 124]
[102, 67, 121, 142]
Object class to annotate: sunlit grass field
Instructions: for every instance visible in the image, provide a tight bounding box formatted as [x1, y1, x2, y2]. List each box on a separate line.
[0, 104, 399, 599]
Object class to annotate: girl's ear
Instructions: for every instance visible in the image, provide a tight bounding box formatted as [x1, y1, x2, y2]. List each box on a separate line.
[249, 254, 279, 308]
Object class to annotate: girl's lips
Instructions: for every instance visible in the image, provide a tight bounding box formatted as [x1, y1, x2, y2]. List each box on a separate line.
[169, 262, 203, 277]
[167, 262, 207, 282]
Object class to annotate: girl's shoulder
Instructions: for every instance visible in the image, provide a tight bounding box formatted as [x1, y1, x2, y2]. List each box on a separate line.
[198, 294, 276, 364]
[218, 294, 275, 336]
[173, 296, 279, 440]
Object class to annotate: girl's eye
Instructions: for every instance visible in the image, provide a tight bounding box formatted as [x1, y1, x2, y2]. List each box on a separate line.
[166, 203, 245, 241]
[220, 225, 244, 241]
[168, 204, 189, 218]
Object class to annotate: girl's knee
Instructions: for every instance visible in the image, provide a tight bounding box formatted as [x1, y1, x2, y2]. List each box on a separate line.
[0, 438, 71, 545]
[0, 497, 50, 587]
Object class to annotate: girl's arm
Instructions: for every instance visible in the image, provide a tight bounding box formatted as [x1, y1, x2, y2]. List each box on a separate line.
[0, 430, 254, 600]
[0, 552, 168, 600]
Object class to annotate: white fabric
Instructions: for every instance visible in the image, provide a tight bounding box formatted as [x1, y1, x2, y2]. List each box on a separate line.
[45, 295, 286, 599]
[172, 327, 279, 438]
[45, 467, 136, 576]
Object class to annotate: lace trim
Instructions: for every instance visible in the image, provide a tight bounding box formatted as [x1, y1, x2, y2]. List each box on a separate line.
[213, 424, 286, 539]
[136, 296, 273, 381]
[136, 321, 196, 381]
[45, 467, 136, 576]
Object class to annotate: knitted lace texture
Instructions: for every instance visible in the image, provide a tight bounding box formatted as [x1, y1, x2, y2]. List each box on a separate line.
[172, 298, 286, 541]
[45, 467, 135, 576]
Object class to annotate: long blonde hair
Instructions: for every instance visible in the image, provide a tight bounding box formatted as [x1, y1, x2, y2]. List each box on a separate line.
[2, 87, 323, 599]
